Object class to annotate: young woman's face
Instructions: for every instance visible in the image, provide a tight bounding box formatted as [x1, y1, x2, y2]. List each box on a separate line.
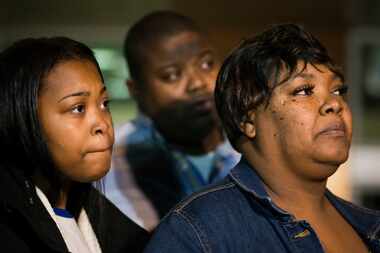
[38, 59, 114, 183]
[252, 62, 352, 179]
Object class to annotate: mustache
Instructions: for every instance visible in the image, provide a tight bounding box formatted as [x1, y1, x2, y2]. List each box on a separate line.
[178, 94, 214, 107]
[153, 96, 215, 119]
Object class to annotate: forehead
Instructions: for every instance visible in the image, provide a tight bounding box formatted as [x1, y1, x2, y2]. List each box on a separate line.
[144, 31, 213, 65]
[278, 62, 343, 88]
[40, 59, 102, 95]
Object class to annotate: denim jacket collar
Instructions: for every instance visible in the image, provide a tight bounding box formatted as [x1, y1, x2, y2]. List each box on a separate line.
[326, 190, 380, 242]
[229, 158, 290, 217]
[229, 158, 380, 243]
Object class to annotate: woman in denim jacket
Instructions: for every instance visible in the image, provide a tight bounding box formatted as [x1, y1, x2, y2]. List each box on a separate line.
[144, 24, 380, 253]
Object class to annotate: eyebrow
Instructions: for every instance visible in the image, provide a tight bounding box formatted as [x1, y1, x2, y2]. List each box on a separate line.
[293, 72, 341, 81]
[293, 72, 314, 79]
[58, 86, 106, 103]
[157, 49, 215, 72]
[279, 72, 341, 88]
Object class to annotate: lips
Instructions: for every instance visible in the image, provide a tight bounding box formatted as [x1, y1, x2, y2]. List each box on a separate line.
[190, 96, 215, 114]
[318, 122, 346, 137]
[86, 144, 113, 154]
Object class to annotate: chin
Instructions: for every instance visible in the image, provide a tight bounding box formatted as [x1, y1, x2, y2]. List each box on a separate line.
[315, 140, 350, 163]
[90, 164, 110, 181]
[76, 165, 110, 183]
[332, 149, 349, 161]
[91, 170, 109, 181]
[81, 154, 111, 181]
[77, 172, 109, 183]
[316, 151, 349, 168]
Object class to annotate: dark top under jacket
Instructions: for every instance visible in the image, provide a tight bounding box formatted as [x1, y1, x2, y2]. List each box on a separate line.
[0, 166, 150, 253]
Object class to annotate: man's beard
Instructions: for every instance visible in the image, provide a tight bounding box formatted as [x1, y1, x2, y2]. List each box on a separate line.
[151, 96, 220, 148]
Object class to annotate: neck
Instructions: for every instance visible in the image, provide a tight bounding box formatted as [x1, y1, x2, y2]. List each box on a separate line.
[55, 180, 72, 209]
[264, 177, 329, 217]
[240, 139, 334, 218]
[32, 170, 74, 210]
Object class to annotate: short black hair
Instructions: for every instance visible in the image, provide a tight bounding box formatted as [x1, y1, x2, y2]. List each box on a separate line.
[124, 10, 201, 83]
[0, 37, 103, 210]
[215, 24, 342, 149]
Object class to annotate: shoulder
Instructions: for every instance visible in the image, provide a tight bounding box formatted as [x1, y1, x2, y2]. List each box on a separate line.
[329, 191, 380, 218]
[166, 178, 254, 232]
[145, 179, 265, 252]
[113, 120, 140, 146]
[173, 179, 238, 214]
[114, 117, 161, 150]
[144, 182, 238, 253]
[86, 188, 150, 252]
[112, 118, 157, 161]
[87, 188, 147, 232]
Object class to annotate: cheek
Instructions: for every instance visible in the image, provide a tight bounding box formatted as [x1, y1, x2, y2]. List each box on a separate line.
[204, 71, 218, 90]
[42, 117, 86, 164]
[108, 124, 115, 145]
[271, 104, 315, 143]
[48, 121, 83, 144]
[149, 81, 183, 104]
[47, 126, 84, 162]
[343, 107, 353, 139]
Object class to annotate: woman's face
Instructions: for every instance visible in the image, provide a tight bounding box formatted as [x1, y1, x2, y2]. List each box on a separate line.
[38, 59, 114, 183]
[251, 62, 352, 179]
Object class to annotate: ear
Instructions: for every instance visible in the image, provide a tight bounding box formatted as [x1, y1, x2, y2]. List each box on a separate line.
[126, 79, 138, 98]
[239, 111, 256, 139]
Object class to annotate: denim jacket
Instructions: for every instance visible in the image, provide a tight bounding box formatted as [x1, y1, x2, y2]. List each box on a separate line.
[144, 159, 380, 252]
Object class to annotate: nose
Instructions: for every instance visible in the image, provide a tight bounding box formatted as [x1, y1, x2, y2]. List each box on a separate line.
[91, 111, 112, 136]
[319, 95, 343, 115]
[186, 68, 207, 95]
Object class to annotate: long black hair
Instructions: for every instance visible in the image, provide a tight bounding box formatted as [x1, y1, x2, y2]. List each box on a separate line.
[0, 37, 104, 217]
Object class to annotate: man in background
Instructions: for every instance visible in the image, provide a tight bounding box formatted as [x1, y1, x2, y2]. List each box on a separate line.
[104, 10, 240, 230]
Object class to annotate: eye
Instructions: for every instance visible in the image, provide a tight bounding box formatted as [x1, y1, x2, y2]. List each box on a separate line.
[293, 84, 315, 96]
[71, 104, 85, 114]
[160, 69, 181, 82]
[200, 58, 214, 71]
[101, 98, 111, 111]
[332, 84, 348, 96]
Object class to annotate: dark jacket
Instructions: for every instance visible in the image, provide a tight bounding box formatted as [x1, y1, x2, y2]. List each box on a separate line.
[0, 166, 150, 253]
[145, 159, 380, 253]
[121, 114, 239, 218]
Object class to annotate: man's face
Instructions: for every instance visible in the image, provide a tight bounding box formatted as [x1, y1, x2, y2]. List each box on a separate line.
[136, 31, 220, 144]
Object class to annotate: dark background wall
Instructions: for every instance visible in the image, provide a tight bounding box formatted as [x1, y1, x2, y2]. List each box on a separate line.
[0, 0, 362, 64]
[1, 0, 380, 207]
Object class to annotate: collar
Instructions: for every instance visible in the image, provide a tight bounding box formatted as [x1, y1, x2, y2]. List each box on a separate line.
[36, 187, 102, 253]
[229, 159, 380, 239]
[326, 190, 380, 241]
[131, 112, 167, 147]
[132, 111, 154, 128]
[229, 159, 290, 217]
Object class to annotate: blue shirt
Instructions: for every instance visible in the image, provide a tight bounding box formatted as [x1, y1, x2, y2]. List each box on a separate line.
[144, 159, 380, 252]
